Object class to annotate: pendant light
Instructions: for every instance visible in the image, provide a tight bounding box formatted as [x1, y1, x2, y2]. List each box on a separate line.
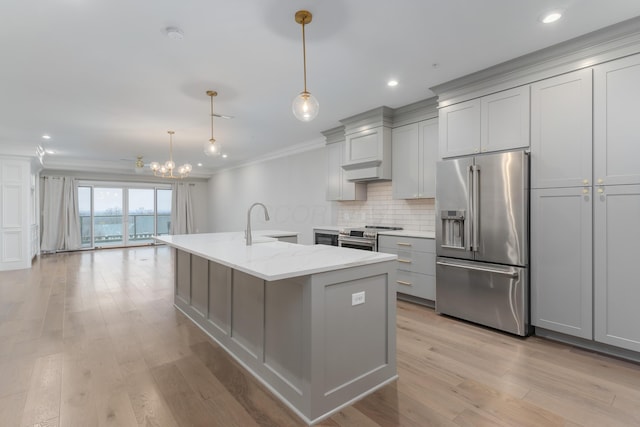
[292, 10, 319, 122]
[150, 131, 192, 179]
[204, 90, 221, 156]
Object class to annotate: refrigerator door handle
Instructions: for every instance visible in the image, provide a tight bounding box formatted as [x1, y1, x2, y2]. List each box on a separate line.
[472, 164, 480, 252]
[436, 260, 519, 278]
[467, 165, 474, 252]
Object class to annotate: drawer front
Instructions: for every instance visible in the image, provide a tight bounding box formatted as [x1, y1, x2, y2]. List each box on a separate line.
[395, 250, 435, 275]
[396, 271, 436, 300]
[378, 247, 436, 275]
[378, 235, 435, 253]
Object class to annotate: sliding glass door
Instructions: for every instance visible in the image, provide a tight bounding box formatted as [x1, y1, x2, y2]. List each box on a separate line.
[78, 183, 172, 249]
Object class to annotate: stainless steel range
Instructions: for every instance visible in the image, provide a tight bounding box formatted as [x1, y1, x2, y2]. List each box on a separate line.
[338, 225, 403, 251]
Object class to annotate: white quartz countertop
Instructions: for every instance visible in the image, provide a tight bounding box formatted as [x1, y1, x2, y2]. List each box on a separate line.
[312, 225, 343, 232]
[156, 232, 396, 281]
[377, 230, 435, 239]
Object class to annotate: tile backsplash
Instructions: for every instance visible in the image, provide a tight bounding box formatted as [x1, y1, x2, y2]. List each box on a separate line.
[336, 181, 435, 232]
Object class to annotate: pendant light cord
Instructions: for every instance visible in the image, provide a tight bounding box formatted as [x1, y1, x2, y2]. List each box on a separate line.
[302, 20, 307, 93]
[169, 131, 174, 163]
[210, 95, 215, 141]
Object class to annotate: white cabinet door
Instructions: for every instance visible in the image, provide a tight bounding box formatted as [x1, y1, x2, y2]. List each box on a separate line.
[326, 141, 342, 201]
[392, 123, 420, 199]
[594, 54, 640, 186]
[439, 98, 481, 158]
[531, 187, 593, 339]
[480, 86, 530, 153]
[392, 118, 437, 199]
[530, 69, 593, 189]
[326, 141, 366, 201]
[594, 185, 640, 352]
[419, 118, 438, 198]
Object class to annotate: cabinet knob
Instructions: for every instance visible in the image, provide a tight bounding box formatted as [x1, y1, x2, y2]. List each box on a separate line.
[583, 179, 589, 185]
[597, 178, 603, 184]
[583, 188, 589, 194]
[597, 187, 604, 194]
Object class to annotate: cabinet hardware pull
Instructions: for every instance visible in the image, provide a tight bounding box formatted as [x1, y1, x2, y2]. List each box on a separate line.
[397, 280, 412, 286]
[398, 259, 411, 263]
[397, 242, 412, 246]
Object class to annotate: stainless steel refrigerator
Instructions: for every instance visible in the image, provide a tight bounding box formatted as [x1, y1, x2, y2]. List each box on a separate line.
[435, 150, 530, 336]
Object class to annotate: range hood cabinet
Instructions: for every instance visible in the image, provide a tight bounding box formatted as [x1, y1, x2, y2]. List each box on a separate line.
[340, 107, 393, 182]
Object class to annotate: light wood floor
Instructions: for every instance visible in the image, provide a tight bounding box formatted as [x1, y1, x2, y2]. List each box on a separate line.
[1, 246, 640, 426]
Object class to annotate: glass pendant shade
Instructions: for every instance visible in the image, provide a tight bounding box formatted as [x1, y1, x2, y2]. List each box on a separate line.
[149, 130, 192, 178]
[204, 139, 220, 156]
[292, 91, 319, 122]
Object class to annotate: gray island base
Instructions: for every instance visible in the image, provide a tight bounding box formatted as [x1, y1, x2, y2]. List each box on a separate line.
[156, 232, 398, 425]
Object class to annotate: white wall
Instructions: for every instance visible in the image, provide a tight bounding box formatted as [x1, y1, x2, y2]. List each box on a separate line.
[208, 146, 334, 244]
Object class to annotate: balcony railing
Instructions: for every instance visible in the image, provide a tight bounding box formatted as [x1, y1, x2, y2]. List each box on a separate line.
[80, 214, 171, 246]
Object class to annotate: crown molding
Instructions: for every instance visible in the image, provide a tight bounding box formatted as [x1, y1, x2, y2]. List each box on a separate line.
[41, 157, 212, 179]
[431, 15, 640, 107]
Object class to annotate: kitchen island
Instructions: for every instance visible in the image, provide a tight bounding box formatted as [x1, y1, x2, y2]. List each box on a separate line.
[155, 231, 398, 425]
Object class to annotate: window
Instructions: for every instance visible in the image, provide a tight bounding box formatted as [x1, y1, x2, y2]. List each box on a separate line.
[78, 183, 172, 248]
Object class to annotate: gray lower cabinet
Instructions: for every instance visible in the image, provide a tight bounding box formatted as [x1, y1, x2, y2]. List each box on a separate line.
[530, 187, 593, 339]
[594, 185, 640, 352]
[172, 249, 397, 423]
[378, 235, 435, 302]
[391, 118, 438, 199]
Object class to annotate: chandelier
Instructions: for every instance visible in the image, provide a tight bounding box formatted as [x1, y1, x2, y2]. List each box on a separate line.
[204, 90, 221, 156]
[292, 10, 319, 122]
[150, 130, 192, 178]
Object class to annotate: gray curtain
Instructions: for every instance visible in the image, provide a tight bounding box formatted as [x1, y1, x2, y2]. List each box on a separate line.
[41, 176, 81, 252]
[171, 182, 195, 234]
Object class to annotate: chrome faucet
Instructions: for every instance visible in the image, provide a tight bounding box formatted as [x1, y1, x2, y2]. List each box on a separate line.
[246, 202, 270, 246]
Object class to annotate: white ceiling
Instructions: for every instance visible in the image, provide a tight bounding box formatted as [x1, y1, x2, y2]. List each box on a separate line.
[2, 0, 640, 176]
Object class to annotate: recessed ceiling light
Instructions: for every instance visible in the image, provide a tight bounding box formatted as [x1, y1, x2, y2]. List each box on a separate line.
[197, 163, 203, 167]
[387, 80, 399, 87]
[165, 27, 184, 40]
[541, 11, 562, 24]
[222, 154, 228, 159]
[42, 134, 51, 140]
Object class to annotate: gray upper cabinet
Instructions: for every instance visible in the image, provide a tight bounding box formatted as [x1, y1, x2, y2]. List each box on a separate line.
[594, 185, 640, 352]
[323, 127, 366, 201]
[439, 86, 529, 159]
[531, 187, 593, 339]
[594, 54, 640, 186]
[439, 98, 481, 158]
[531, 69, 593, 189]
[392, 118, 438, 199]
[480, 86, 530, 153]
[340, 107, 393, 181]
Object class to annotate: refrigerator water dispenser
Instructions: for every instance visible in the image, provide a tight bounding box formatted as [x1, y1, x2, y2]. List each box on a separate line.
[441, 210, 466, 249]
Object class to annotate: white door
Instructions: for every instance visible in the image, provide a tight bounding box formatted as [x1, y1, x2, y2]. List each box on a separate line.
[531, 187, 593, 339]
[530, 69, 593, 189]
[594, 54, 640, 186]
[594, 184, 640, 351]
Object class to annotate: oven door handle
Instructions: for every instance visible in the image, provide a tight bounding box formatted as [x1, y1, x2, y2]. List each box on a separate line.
[338, 237, 376, 248]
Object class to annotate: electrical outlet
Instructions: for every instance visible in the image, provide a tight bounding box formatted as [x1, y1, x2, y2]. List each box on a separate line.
[352, 291, 365, 306]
